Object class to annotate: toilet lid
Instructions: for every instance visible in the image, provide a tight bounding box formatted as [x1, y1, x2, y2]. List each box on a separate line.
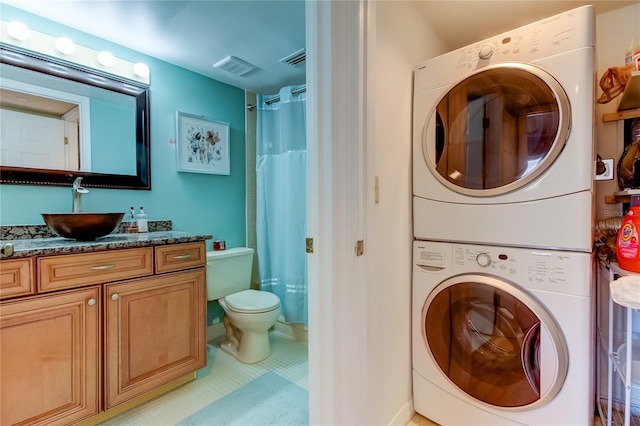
[224, 290, 280, 313]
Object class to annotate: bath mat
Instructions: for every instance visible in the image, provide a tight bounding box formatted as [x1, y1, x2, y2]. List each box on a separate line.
[177, 371, 308, 426]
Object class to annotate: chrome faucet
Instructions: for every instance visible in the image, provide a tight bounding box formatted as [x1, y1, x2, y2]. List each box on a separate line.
[72, 177, 89, 212]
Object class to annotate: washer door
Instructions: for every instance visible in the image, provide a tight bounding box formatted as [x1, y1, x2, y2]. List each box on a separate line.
[423, 63, 570, 197]
[422, 274, 568, 409]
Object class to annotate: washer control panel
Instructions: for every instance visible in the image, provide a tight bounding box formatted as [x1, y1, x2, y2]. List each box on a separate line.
[413, 240, 591, 296]
[453, 245, 518, 275]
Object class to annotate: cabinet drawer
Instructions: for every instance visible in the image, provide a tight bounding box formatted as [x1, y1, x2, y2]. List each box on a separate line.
[38, 248, 153, 292]
[0, 257, 35, 300]
[155, 242, 206, 274]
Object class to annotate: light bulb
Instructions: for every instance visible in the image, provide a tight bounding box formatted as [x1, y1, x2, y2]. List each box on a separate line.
[7, 21, 30, 41]
[133, 62, 149, 78]
[55, 37, 76, 55]
[97, 51, 116, 67]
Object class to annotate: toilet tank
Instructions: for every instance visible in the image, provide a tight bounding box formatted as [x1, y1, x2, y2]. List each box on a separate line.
[206, 247, 254, 301]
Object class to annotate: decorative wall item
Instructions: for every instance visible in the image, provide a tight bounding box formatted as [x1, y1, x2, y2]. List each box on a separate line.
[176, 111, 230, 175]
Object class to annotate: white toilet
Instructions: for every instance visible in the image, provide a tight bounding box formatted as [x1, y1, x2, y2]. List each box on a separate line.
[206, 247, 281, 364]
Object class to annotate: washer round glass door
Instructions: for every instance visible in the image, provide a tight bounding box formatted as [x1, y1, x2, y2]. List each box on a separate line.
[423, 63, 570, 197]
[422, 274, 568, 409]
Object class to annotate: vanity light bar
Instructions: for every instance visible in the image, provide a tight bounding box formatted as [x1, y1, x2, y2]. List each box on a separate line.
[0, 20, 149, 85]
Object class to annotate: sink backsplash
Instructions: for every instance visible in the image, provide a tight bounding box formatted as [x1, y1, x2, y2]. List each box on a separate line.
[0, 220, 173, 240]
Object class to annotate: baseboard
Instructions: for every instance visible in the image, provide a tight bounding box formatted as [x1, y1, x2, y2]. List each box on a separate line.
[274, 318, 308, 342]
[206, 322, 226, 341]
[388, 398, 415, 426]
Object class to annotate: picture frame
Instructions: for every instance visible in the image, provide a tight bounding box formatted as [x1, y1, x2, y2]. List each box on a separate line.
[176, 111, 230, 175]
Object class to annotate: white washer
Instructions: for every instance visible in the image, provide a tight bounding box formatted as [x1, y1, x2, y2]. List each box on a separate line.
[412, 6, 595, 252]
[412, 240, 594, 425]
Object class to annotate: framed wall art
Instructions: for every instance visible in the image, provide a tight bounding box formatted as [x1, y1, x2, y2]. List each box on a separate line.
[176, 111, 230, 175]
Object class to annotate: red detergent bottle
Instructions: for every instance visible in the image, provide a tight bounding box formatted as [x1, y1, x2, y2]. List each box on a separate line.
[616, 205, 640, 272]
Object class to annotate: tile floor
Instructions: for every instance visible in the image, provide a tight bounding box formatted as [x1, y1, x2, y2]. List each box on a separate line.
[407, 412, 439, 425]
[97, 331, 604, 426]
[99, 331, 308, 425]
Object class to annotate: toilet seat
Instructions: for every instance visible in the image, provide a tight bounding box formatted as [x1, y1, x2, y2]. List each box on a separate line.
[224, 289, 280, 314]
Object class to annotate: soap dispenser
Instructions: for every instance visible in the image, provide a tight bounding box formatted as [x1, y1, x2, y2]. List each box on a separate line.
[137, 207, 148, 233]
[127, 207, 138, 233]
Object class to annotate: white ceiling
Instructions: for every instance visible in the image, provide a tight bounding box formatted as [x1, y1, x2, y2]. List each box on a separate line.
[2, 1, 638, 95]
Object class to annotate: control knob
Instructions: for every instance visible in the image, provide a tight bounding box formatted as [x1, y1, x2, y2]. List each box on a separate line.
[476, 252, 492, 267]
[478, 45, 493, 60]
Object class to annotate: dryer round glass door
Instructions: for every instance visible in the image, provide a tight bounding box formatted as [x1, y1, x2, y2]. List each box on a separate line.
[422, 63, 570, 197]
[422, 274, 568, 409]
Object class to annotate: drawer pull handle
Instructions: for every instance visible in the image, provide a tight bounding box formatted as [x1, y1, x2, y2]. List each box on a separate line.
[173, 254, 192, 259]
[111, 294, 120, 301]
[90, 264, 115, 270]
[87, 298, 97, 306]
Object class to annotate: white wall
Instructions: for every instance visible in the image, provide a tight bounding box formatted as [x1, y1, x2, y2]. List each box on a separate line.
[594, 3, 640, 220]
[364, 2, 447, 424]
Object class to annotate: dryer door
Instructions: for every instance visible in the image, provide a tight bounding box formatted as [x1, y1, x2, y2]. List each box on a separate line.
[422, 273, 568, 409]
[423, 63, 570, 197]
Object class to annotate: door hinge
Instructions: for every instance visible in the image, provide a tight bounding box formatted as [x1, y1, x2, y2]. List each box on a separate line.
[306, 237, 314, 254]
[355, 240, 364, 256]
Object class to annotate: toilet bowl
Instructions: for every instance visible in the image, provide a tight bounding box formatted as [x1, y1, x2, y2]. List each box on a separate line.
[218, 289, 281, 363]
[206, 248, 281, 364]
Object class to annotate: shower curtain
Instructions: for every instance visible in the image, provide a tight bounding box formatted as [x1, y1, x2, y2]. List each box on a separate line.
[256, 85, 307, 325]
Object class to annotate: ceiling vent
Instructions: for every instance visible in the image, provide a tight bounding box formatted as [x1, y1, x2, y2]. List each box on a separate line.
[213, 56, 257, 76]
[280, 49, 306, 67]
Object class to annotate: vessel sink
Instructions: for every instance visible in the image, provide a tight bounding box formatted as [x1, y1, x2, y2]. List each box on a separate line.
[42, 212, 124, 241]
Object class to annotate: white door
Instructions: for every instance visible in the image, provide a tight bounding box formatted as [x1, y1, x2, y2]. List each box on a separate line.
[0, 108, 66, 169]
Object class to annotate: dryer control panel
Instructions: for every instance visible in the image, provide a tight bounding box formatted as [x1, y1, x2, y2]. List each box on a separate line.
[414, 5, 594, 93]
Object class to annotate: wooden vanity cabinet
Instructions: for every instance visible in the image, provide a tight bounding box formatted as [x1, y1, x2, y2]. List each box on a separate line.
[105, 268, 206, 407]
[0, 240, 207, 425]
[0, 286, 100, 425]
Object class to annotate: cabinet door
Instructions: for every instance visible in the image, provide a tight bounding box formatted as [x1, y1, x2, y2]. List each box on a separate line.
[0, 286, 100, 425]
[105, 269, 206, 408]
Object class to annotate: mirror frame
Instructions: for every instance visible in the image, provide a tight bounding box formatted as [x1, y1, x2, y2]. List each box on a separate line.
[0, 44, 151, 190]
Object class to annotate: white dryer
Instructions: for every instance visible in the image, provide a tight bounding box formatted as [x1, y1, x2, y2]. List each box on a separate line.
[412, 240, 594, 425]
[413, 6, 595, 252]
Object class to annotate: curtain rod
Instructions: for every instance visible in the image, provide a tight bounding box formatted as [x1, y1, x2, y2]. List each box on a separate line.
[247, 85, 306, 110]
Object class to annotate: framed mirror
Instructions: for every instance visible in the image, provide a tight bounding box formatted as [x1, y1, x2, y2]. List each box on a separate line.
[0, 44, 151, 189]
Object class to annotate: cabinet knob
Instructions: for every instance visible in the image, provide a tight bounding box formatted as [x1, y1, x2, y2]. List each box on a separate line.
[111, 293, 120, 301]
[87, 298, 97, 306]
[0, 243, 13, 257]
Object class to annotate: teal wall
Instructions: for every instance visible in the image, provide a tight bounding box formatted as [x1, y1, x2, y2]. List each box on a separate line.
[90, 97, 136, 174]
[0, 5, 247, 253]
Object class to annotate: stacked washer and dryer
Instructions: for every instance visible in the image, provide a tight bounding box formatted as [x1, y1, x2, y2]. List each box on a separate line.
[412, 6, 595, 426]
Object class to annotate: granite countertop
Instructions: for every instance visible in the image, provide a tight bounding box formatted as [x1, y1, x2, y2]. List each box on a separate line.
[1, 231, 213, 259]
